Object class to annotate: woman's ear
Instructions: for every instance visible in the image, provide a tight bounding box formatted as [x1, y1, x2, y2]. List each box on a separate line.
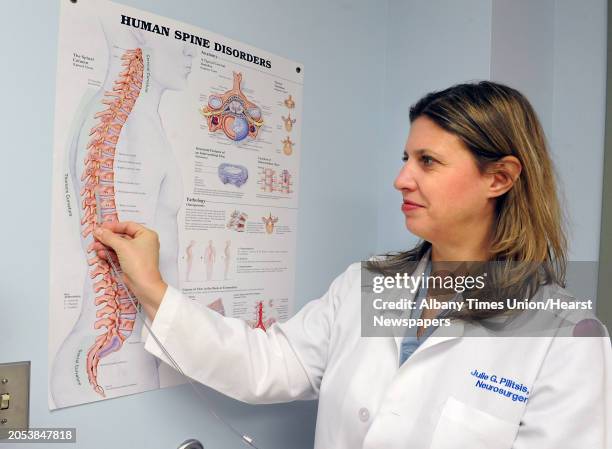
[486, 155, 522, 198]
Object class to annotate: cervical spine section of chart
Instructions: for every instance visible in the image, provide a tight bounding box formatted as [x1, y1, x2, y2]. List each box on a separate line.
[80, 48, 143, 397]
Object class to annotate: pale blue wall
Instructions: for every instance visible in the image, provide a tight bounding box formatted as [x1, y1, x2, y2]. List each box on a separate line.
[0, 1, 385, 448]
[549, 0, 607, 261]
[491, 0, 555, 137]
[375, 0, 493, 254]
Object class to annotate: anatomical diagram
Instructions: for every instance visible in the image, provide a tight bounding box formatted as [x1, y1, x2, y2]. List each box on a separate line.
[201, 72, 263, 142]
[283, 94, 295, 109]
[281, 136, 294, 156]
[262, 212, 278, 234]
[223, 240, 232, 280]
[206, 298, 226, 316]
[203, 240, 216, 281]
[218, 162, 248, 187]
[51, 22, 194, 407]
[247, 300, 277, 331]
[260, 168, 275, 193]
[281, 113, 296, 132]
[279, 170, 293, 194]
[260, 168, 293, 194]
[227, 210, 248, 232]
[184, 240, 196, 281]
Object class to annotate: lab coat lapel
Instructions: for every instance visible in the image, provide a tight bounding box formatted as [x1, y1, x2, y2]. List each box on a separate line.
[392, 246, 465, 358]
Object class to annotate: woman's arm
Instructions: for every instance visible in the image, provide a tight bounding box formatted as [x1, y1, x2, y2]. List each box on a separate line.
[92, 221, 339, 404]
[513, 326, 611, 449]
[141, 283, 338, 404]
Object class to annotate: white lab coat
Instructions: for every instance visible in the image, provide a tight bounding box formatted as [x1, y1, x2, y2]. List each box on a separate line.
[143, 249, 612, 448]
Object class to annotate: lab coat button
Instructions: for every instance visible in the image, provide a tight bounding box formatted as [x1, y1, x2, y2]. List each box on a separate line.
[358, 407, 370, 422]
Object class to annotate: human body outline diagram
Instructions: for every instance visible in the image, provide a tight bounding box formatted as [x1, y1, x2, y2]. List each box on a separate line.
[203, 240, 217, 281]
[51, 17, 194, 408]
[223, 240, 232, 280]
[184, 240, 196, 282]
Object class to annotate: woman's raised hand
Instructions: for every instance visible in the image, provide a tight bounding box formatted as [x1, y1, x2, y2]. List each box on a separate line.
[91, 221, 167, 319]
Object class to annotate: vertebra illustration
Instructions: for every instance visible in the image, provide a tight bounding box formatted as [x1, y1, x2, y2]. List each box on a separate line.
[281, 136, 294, 156]
[227, 210, 248, 232]
[262, 212, 278, 234]
[283, 94, 295, 109]
[80, 48, 143, 397]
[201, 72, 263, 141]
[281, 113, 296, 132]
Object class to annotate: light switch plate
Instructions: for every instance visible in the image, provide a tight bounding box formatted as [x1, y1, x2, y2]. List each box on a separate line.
[0, 361, 30, 440]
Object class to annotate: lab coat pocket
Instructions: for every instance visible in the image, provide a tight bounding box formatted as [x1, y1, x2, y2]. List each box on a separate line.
[429, 396, 517, 449]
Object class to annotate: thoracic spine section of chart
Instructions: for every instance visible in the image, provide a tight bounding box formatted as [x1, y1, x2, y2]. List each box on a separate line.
[79, 48, 143, 397]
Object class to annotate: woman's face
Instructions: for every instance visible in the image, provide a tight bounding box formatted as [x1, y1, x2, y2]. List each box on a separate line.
[394, 116, 493, 245]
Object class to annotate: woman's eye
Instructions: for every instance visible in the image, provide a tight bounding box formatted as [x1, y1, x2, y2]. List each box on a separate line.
[421, 155, 435, 166]
[401, 154, 436, 166]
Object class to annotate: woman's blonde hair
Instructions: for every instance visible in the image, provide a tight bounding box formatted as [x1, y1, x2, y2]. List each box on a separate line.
[368, 81, 568, 320]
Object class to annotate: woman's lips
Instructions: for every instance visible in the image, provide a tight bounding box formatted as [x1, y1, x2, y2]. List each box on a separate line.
[401, 200, 423, 212]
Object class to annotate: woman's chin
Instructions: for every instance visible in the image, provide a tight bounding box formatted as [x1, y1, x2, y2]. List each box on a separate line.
[404, 218, 424, 237]
[405, 218, 436, 242]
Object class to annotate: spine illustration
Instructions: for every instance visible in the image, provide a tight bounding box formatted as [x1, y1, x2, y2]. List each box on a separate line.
[80, 48, 143, 397]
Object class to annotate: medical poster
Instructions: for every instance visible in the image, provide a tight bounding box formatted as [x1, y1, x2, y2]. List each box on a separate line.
[48, 0, 303, 409]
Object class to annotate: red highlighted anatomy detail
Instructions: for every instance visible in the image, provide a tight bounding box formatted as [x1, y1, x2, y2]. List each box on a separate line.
[80, 48, 143, 398]
[249, 301, 276, 332]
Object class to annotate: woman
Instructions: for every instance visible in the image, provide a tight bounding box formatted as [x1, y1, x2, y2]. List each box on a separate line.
[91, 81, 611, 448]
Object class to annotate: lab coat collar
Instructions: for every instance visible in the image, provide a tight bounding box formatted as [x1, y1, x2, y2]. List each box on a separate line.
[393, 246, 466, 358]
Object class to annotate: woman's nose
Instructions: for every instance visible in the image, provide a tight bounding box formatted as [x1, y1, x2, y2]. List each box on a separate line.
[394, 163, 417, 191]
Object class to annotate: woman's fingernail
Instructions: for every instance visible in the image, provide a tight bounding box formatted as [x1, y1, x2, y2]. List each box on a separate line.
[94, 228, 102, 236]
